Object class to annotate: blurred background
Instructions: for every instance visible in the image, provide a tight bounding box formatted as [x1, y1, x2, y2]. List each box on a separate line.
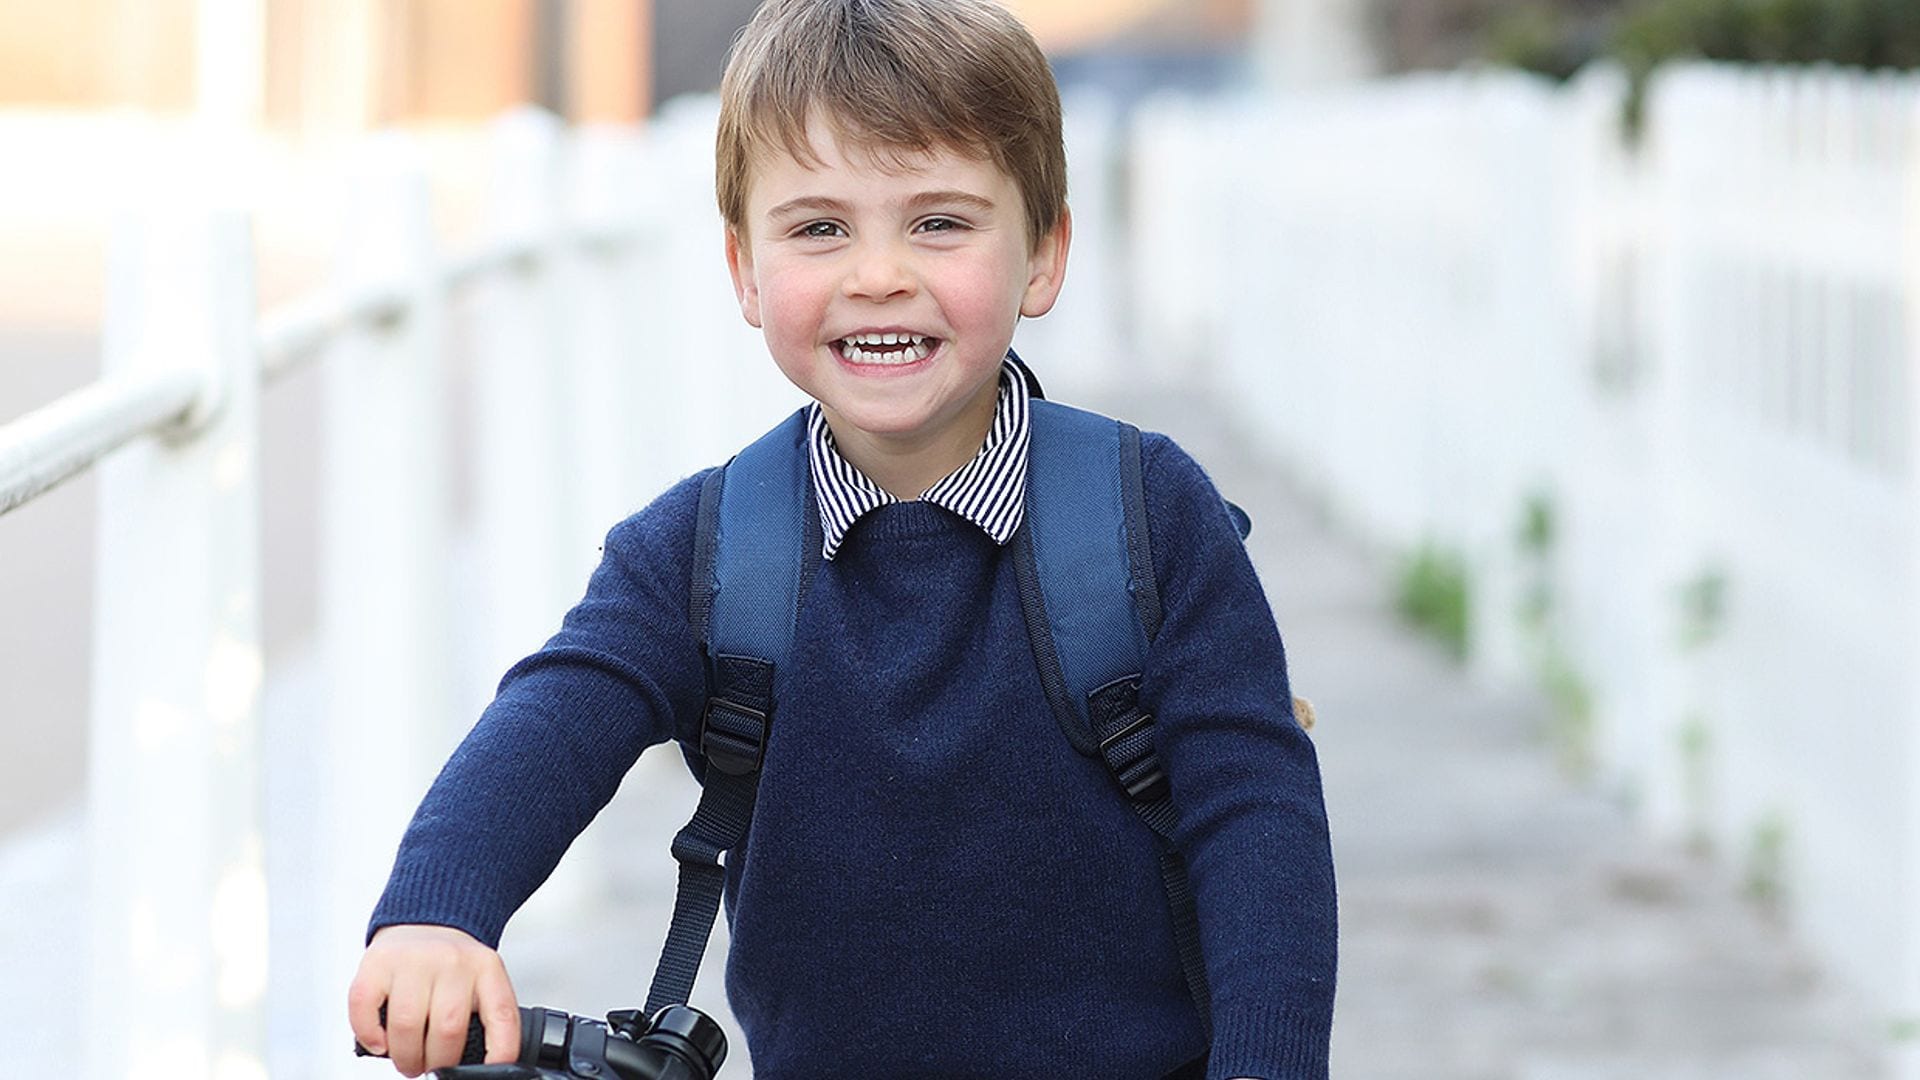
[3, 0, 1919, 1077]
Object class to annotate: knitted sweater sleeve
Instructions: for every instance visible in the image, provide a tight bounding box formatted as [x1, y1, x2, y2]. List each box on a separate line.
[366, 472, 712, 948]
[1137, 434, 1337, 1080]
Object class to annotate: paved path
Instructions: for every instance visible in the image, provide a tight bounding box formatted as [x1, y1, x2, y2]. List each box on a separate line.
[0, 387, 1893, 1078]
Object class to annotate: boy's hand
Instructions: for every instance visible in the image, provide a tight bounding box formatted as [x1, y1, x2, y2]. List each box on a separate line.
[348, 923, 522, 1076]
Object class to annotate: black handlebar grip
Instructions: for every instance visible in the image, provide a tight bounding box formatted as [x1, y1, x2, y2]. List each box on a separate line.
[459, 1013, 489, 1065]
[351, 1004, 499, 1066]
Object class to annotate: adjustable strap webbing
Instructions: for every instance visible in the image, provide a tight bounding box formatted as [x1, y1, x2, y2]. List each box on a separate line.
[643, 654, 770, 1014]
[1089, 676, 1212, 1030]
[1021, 402, 1212, 1034]
[644, 409, 811, 1015]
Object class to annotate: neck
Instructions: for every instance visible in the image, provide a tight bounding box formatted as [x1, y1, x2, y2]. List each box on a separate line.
[825, 384, 998, 499]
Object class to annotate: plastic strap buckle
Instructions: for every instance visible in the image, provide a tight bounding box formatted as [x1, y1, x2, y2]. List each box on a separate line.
[1097, 709, 1169, 802]
[700, 697, 768, 776]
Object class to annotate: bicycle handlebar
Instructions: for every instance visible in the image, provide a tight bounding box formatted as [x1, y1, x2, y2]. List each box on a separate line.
[354, 1004, 503, 1066]
[352, 1001, 725, 1079]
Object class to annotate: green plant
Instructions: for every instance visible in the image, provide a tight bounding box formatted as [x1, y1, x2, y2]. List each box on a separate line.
[1677, 712, 1714, 854]
[1743, 809, 1790, 912]
[1539, 648, 1596, 779]
[1677, 567, 1729, 652]
[1515, 491, 1557, 634]
[1516, 491, 1556, 556]
[1487, 3, 1602, 81]
[1612, 0, 1920, 135]
[1614, 0, 1920, 70]
[1460, 0, 1920, 141]
[1397, 543, 1471, 662]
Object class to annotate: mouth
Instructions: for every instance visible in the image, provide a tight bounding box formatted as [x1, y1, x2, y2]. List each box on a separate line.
[832, 331, 938, 367]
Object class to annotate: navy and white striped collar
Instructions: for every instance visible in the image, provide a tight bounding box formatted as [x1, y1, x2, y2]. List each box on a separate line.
[806, 357, 1031, 560]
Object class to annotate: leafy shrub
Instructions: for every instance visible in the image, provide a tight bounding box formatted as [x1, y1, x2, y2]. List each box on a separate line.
[1396, 543, 1471, 662]
[1612, 0, 1920, 71]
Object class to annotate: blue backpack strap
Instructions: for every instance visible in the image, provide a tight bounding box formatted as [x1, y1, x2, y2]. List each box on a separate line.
[1015, 400, 1213, 1034]
[646, 407, 813, 1014]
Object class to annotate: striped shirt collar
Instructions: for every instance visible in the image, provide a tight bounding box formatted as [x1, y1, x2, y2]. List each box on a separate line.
[807, 357, 1031, 560]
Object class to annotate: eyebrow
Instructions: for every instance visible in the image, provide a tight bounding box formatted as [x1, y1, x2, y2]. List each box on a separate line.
[763, 190, 999, 221]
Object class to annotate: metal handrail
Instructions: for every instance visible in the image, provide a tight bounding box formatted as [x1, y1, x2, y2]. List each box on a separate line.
[0, 366, 205, 516]
[257, 281, 410, 384]
[0, 219, 645, 522]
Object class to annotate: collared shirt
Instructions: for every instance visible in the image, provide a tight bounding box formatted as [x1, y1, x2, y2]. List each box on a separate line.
[807, 356, 1031, 560]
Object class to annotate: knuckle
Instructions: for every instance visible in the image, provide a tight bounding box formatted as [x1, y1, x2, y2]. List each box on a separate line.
[386, 1004, 425, 1032]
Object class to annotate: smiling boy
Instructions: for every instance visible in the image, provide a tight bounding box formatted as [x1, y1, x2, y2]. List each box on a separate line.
[348, 1, 1336, 1077]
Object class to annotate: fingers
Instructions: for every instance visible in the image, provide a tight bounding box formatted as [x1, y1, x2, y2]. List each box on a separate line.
[424, 975, 479, 1072]
[348, 924, 515, 1077]
[346, 960, 392, 1057]
[475, 964, 523, 1065]
[384, 965, 434, 1077]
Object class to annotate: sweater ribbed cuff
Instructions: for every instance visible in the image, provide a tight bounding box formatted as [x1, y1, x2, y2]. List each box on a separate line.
[1207, 1000, 1332, 1080]
[367, 858, 513, 949]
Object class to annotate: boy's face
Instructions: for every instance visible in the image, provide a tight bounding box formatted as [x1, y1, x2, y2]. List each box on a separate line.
[726, 114, 1069, 464]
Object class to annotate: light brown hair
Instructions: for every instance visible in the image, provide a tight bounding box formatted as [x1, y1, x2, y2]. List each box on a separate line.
[715, 0, 1066, 250]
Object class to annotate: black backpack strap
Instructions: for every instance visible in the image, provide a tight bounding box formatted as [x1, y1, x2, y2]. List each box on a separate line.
[645, 408, 812, 1015]
[1017, 401, 1212, 1033]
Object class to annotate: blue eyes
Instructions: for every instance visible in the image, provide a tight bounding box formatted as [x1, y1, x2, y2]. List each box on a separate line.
[800, 221, 843, 238]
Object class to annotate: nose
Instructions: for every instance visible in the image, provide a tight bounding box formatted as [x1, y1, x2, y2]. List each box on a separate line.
[841, 238, 917, 302]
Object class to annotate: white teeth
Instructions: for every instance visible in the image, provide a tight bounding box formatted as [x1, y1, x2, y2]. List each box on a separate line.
[842, 332, 928, 348]
[838, 334, 935, 365]
[844, 340, 933, 365]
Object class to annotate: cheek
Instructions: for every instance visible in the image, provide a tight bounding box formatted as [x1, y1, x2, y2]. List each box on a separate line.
[759, 292, 822, 350]
[752, 269, 826, 342]
[948, 254, 1030, 331]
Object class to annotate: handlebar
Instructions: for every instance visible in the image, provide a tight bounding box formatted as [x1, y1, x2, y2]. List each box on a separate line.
[353, 1004, 498, 1066]
[354, 1002, 725, 1080]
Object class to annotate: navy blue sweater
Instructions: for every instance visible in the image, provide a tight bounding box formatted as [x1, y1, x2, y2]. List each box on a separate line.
[370, 432, 1337, 1079]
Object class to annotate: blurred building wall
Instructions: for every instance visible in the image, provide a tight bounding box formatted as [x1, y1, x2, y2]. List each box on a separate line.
[649, 0, 754, 103]
[0, 0, 196, 109]
[0, 0, 651, 127]
[0, 0, 1301, 127]
[1254, 0, 1377, 86]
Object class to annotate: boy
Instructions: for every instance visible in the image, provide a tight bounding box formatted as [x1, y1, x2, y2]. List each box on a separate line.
[347, 0, 1336, 1076]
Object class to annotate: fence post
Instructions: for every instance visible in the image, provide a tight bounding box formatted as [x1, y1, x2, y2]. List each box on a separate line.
[1637, 67, 1721, 848]
[314, 133, 456, 1075]
[561, 125, 647, 542]
[1901, 78, 1920, 1080]
[473, 108, 576, 679]
[474, 108, 610, 925]
[1016, 93, 1122, 397]
[89, 202, 267, 1080]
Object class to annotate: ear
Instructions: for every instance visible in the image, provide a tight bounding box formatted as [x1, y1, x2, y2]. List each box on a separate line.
[1019, 205, 1072, 319]
[725, 225, 763, 329]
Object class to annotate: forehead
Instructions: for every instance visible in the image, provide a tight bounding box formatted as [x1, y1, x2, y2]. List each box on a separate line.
[743, 112, 1013, 208]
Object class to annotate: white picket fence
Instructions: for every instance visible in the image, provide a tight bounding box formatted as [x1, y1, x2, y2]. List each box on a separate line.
[5, 57, 1920, 1078]
[0, 101, 797, 1079]
[1127, 60, 1920, 1057]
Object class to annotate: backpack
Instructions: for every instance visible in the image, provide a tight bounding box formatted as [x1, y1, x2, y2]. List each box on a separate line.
[641, 369, 1300, 1049]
